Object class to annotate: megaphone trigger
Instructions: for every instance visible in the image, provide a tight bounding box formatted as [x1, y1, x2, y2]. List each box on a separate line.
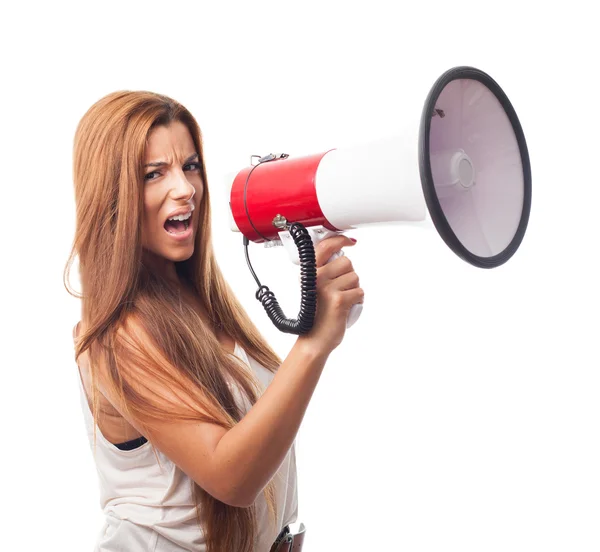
[326, 248, 345, 264]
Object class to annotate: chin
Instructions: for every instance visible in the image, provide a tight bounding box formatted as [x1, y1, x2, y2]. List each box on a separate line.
[168, 247, 195, 263]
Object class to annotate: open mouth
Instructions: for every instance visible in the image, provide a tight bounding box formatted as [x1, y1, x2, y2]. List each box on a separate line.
[164, 217, 191, 235]
[163, 205, 195, 240]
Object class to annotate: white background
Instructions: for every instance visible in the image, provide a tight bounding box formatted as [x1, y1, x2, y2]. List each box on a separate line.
[2, 1, 599, 551]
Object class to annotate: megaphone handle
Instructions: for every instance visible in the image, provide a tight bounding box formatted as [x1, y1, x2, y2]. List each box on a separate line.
[276, 225, 363, 330]
[324, 249, 363, 329]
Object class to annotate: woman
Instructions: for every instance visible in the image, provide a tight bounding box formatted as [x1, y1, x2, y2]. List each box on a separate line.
[66, 90, 363, 552]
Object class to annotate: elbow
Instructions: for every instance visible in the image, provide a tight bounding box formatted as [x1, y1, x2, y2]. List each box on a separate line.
[223, 486, 256, 509]
[191, 475, 255, 508]
[229, 496, 255, 509]
[220, 476, 257, 508]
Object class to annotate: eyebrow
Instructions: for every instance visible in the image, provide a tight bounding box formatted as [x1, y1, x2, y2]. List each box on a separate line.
[143, 153, 199, 168]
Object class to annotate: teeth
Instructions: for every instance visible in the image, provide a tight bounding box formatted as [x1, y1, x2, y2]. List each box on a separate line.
[168, 211, 192, 222]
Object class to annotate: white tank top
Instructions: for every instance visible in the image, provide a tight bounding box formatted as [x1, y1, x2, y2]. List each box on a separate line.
[77, 340, 298, 551]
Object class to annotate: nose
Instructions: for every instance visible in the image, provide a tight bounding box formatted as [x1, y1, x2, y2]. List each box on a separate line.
[170, 170, 196, 203]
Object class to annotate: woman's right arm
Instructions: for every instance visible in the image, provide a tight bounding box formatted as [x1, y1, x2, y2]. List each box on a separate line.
[214, 235, 362, 507]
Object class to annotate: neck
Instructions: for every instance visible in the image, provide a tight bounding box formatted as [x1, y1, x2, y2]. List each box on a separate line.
[142, 250, 182, 289]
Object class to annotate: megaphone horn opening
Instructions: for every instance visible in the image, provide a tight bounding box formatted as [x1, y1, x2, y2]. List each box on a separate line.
[419, 65, 532, 269]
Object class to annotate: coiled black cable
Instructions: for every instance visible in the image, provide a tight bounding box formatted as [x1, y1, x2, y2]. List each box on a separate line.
[243, 221, 317, 335]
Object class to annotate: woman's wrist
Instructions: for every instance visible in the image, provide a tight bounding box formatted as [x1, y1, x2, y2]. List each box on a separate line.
[294, 335, 332, 363]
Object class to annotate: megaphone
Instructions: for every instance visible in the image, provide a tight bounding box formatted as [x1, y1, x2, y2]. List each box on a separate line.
[226, 66, 532, 335]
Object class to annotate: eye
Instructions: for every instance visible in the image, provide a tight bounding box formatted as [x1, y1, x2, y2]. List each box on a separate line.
[184, 162, 202, 172]
[144, 171, 159, 181]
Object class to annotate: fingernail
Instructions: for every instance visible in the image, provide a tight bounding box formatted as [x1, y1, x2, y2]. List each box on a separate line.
[350, 238, 357, 243]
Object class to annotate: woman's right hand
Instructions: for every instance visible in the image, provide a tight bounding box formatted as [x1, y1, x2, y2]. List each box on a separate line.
[297, 235, 364, 355]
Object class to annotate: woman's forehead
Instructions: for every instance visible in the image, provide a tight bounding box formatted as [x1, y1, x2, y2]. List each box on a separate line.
[145, 121, 196, 163]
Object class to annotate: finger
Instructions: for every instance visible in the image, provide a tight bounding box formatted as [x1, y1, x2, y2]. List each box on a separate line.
[329, 287, 364, 313]
[329, 270, 359, 291]
[317, 255, 354, 283]
[342, 286, 365, 306]
[314, 235, 356, 268]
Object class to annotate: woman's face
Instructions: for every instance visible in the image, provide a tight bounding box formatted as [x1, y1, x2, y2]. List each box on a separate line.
[141, 121, 204, 265]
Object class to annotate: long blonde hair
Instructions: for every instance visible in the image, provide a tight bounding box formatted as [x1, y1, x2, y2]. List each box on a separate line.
[64, 90, 281, 551]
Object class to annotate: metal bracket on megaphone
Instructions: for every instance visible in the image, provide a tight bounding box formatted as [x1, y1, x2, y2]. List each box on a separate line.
[251, 153, 289, 165]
